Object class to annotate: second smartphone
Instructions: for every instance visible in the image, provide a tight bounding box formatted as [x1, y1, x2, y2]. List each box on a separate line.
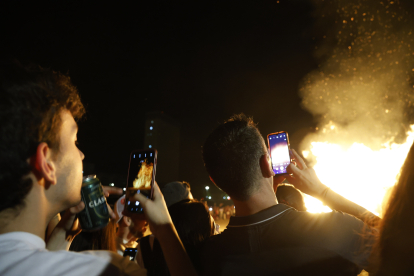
[124, 149, 157, 215]
[267, 131, 291, 175]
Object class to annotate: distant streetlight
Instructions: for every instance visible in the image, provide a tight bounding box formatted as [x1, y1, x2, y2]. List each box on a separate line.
[205, 186, 210, 190]
[123, 188, 126, 191]
[227, 196, 231, 200]
[110, 183, 114, 186]
[208, 196, 212, 199]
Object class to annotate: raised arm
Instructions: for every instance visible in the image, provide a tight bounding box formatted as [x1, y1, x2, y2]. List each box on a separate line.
[286, 149, 380, 226]
[130, 182, 198, 276]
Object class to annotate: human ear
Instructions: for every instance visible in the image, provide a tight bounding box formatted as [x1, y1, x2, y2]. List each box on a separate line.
[32, 142, 57, 186]
[123, 216, 131, 227]
[260, 154, 274, 178]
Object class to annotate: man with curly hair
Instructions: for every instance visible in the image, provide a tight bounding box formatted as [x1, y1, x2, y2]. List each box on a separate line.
[0, 61, 145, 275]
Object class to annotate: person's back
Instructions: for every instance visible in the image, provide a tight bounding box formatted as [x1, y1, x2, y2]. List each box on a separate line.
[200, 114, 374, 276]
[201, 205, 367, 276]
[140, 199, 215, 276]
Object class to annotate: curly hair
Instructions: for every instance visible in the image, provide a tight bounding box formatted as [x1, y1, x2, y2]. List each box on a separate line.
[202, 113, 267, 201]
[0, 61, 85, 213]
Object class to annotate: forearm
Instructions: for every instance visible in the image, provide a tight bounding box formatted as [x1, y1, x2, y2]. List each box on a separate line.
[156, 223, 198, 276]
[317, 186, 380, 226]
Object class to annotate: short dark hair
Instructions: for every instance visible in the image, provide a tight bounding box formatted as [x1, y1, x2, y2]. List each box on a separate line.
[0, 61, 85, 213]
[202, 114, 267, 201]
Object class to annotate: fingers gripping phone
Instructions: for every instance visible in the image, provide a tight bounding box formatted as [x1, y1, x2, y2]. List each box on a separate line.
[124, 149, 157, 215]
[123, 248, 138, 261]
[267, 131, 291, 175]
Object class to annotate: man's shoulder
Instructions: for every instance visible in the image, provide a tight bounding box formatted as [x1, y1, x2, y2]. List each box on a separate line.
[281, 207, 366, 230]
[199, 208, 371, 274]
[0, 232, 145, 276]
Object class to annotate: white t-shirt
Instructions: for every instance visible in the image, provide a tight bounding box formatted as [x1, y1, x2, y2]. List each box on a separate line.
[0, 232, 147, 276]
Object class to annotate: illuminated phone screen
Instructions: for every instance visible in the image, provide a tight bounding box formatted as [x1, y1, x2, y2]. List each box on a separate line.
[268, 132, 290, 175]
[123, 248, 138, 261]
[126, 150, 156, 213]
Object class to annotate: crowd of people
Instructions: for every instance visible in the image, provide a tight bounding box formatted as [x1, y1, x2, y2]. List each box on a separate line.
[1, 61, 414, 275]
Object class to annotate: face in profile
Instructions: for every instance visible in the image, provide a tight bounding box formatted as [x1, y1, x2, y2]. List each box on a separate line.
[53, 110, 85, 209]
[130, 218, 149, 239]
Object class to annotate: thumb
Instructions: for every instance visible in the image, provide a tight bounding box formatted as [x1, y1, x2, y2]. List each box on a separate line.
[131, 192, 150, 207]
[286, 163, 300, 175]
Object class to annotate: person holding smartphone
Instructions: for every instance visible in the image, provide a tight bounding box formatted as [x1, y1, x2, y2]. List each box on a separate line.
[0, 61, 197, 276]
[200, 113, 378, 276]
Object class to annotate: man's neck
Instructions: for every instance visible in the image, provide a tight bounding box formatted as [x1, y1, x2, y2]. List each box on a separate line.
[233, 181, 278, 217]
[0, 187, 51, 240]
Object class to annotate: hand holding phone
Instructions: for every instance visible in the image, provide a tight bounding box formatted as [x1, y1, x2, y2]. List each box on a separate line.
[123, 248, 138, 261]
[124, 149, 157, 215]
[267, 131, 291, 175]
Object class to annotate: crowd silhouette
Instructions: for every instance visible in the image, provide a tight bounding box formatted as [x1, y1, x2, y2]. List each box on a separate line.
[1, 61, 413, 276]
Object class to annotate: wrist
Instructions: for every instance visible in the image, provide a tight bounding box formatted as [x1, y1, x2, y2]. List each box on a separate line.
[314, 184, 329, 200]
[152, 222, 176, 240]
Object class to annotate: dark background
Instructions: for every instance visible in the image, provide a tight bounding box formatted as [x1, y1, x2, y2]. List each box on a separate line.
[2, 1, 319, 199]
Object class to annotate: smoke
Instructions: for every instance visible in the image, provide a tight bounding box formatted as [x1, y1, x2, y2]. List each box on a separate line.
[300, 0, 414, 153]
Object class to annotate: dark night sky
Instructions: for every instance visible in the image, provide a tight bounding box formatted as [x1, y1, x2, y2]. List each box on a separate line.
[2, 1, 319, 198]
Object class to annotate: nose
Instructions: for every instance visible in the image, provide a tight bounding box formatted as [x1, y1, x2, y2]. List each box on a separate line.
[79, 149, 85, 160]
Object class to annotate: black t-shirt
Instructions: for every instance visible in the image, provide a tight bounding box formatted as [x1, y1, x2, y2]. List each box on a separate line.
[200, 204, 374, 276]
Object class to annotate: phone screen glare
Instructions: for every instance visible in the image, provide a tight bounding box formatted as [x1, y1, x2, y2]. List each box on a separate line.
[127, 151, 155, 213]
[269, 133, 289, 174]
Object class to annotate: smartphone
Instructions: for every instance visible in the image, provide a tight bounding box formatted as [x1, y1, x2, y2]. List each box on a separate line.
[124, 149, 157, 214]
[267, 131, 291, 175]
[123, 248, 138, 261]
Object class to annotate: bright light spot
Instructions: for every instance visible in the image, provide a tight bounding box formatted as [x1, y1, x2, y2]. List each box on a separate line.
[149, 145, 152, 148]
[330, 125, 335, 130]
[302, 151, 309, 158]
[208, 196, 212, 199]
[205, 186, 210, 190]
[303, 125, 414, 216]
[385, 109, 389, 113]
[223, 196, 226, 199]
[135, 202, 139, 206]
[149, 126, 153, 130]
[123, 188, 126, 191]
[110, 183, 114, 186]
[209, 207, 213, 211]
[227, 196, 231, 200]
